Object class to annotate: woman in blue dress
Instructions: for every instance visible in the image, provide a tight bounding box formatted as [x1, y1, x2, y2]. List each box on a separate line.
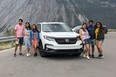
[24, 22, 32, 57]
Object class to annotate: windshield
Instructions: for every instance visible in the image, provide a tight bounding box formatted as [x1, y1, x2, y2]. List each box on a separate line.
[42, 24, 72, 32]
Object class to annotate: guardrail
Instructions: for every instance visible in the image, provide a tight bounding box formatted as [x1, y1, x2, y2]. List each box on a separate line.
[0, 36, 15, 47]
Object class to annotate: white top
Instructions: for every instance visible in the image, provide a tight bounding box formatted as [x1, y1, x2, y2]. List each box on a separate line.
[81, 29, 90, 40]
[24, 29, 31, 38]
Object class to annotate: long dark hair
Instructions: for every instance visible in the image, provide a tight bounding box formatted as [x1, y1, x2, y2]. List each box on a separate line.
[32, 24, 39, 33]
[81, 23, 87, 32]
[25, 22, 31, 30]
[95, 22, 103, 29]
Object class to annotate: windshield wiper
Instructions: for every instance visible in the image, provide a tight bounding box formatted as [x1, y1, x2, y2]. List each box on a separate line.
[44, 31, 51, 32]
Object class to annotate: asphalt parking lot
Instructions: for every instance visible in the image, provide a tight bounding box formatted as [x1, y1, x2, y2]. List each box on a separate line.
[0, 32, 116, 77]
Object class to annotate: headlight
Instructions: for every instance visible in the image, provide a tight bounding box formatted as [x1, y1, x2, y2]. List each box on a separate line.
[44, 36, 55, 41]
[77, 36, 81, 41]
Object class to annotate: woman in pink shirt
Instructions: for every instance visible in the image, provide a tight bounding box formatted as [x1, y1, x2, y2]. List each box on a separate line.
[79, 23, 91, 59]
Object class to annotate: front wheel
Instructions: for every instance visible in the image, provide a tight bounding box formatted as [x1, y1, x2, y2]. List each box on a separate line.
[73, 52, 81, 56]
[39, 42, 47, 57]
[73, 49, 83, 56]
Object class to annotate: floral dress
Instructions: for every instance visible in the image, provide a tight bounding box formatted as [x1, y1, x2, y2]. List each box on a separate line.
[32, 33, 39, 48]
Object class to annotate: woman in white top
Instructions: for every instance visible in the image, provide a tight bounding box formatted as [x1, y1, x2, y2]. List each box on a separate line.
[24, 22, 32, 57]
[79, 23, 91, 59]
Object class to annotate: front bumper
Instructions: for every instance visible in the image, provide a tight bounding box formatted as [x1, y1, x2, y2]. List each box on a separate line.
[46, 44, 83, 50]
[44, 41, 83, 54]
[44, 48, 83, 54]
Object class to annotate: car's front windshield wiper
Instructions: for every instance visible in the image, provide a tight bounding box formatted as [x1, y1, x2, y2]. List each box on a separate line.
[44, 31, 51, 32]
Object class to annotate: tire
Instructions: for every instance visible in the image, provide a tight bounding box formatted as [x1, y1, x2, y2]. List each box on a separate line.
[39, 42, 47, 57]
[73, 49, 83, 56]
[73, 53, 81, 56]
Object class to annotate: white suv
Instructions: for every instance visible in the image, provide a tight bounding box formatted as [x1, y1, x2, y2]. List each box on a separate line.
[37, 22, 83, 57]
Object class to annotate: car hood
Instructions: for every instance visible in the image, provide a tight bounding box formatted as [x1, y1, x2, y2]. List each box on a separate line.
[43, 32, 79, 38]
[72, 25, 82, 31]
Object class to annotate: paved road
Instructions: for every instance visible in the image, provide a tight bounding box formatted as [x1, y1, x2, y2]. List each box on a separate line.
[0, 32, 116, 77]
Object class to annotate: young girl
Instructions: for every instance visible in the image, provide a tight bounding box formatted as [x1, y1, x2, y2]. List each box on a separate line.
[24, 22, 32, 57]
[95, 22, 105, 59]
[79, 23, 91, 59]
[30, 24, 40, 57]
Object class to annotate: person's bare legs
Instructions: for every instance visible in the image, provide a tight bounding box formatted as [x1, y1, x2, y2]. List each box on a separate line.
[89, 40, 95, 58]
[15, 45, 18, 53]
[19, 45, 22, 53]
[96, 41, 103, 58]
[32, 45, 38, 57]
[14, 44, 18, 57]
[86, 45, 90, 56]
[84, 44, 90, 59]
[32, 46, 35, 54]
[92, 46, 95, 55]
[26, 48, 31, 56]
[97, 42, 103, 55]
[91, 45, 95, 58]
[88, 45, 91, 57]
[96, 41, 99, 54]
[19, 45, 24, 56]
[27, 48, 30, 54]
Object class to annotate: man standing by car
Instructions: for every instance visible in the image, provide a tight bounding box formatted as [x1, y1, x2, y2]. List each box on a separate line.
[14, 19, 24, 57]
[87, 20, 96, 58]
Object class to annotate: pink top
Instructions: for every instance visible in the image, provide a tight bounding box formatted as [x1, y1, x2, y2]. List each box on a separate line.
[81, 29, 90, 40]
[15, 24, 24, 38]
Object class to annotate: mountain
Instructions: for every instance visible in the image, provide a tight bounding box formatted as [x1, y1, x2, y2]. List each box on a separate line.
[77, 0, 116, 29]
[0, 0, 116, 36]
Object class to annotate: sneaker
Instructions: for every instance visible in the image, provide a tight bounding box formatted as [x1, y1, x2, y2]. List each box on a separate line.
[92, 55, 95, 58]
[83, 54, 86, 58]
[99, 54, 104, 59]
[89, 54, 92, 58]
[26, 53, 31, 57]
[19, 53, 24, 56]
[14, 53, 16, 57]
[34, 53, 36, 57]
[35, 53, 38, 56]
[86, 56, 90, 60]
[33, 53, 38, 57]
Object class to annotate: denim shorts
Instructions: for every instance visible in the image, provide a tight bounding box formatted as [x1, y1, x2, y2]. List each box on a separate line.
[84, 38, 91, 45]
[96, 39, 104, 42]
[18, 37, 24, 45]
[90, 39, 96, 46]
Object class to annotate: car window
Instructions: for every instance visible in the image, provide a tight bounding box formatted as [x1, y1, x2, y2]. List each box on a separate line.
[42, 24, 72, 32]
[37, 24, 41, 32]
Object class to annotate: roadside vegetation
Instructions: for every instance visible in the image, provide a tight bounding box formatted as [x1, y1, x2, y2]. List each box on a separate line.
[0, 28, 15, 51]
[0, 41, 13, 51]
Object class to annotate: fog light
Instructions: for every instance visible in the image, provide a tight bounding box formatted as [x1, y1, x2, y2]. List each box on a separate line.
[45, 44, 54, 50]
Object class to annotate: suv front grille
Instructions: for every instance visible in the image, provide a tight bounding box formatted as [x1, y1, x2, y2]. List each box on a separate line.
[55, 38, 77, 44]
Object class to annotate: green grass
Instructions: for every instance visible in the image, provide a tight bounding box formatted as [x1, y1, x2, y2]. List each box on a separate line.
[0, 42, 8, 46]
[0, 41, 13, 51]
